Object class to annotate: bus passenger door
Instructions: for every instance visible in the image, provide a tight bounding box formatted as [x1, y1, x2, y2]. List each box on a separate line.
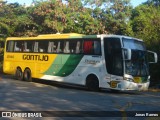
[104, 37, 123, 88]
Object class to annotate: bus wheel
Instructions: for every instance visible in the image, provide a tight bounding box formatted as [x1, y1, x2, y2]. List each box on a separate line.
[86, 75, 99, 91]
[15, 68, 23, 80]
[23, 68, 32, 82]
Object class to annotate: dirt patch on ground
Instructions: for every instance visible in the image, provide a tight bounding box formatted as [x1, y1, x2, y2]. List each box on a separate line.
[148, 88, 160, 92]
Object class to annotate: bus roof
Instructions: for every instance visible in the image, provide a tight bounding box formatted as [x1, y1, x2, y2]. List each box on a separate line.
[37, 33, 83, 37]
[6, 33, 143, 42]
[101, 34, 143, 42]
[6, 33, 86, 40]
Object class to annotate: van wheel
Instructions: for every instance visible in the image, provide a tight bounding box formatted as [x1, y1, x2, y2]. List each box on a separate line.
[15, 68, 23, 80]
[23, 69, 32, 82]
[86, 75, 99, 91]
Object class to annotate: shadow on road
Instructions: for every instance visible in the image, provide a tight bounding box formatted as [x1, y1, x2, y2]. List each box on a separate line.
[33, 78, 143, 95]
[1, 74, 142, 95]
[1, 73, 160, 114]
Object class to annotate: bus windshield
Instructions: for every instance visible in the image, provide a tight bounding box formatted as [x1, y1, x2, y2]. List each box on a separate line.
[123, 38, 149, 76]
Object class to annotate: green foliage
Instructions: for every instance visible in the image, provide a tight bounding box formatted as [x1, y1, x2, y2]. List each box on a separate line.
[0, 1, 37, 36]
[0, 0, 133, 35]
[131, 2, 160, 84]
[84, 0, 133, 35]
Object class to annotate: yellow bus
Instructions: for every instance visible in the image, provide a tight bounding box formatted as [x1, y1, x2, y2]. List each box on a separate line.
[3, 33, 157, 91]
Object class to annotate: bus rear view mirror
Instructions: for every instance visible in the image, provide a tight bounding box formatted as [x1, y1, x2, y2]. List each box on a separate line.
[147, 51, 158, 63]
[123, 48, 131, 60]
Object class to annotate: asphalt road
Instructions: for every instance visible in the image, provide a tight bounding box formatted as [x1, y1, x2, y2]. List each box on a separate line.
[0, 74, 160, 120]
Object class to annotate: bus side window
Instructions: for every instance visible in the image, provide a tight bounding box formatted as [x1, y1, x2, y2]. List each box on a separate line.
[83, 41, 94, 54]
[14, 41, 21, 52]
[64, 41, 70, 53]
[24, 42, 28, 52]
[69, 40, 81, 54]
[83, 40, 101, 55]
[94, 41, 101, 55]
[56, 41, 61, 53]
[75, 41, 81, 54]
[24, 41, 33, 52]
[38, 40, 48, 53]
[48, 41, 56, 53]
[39, 42, 44, 52]
[7, 41, 14, 52]
[33, 41, 39, 52]
[53, 41, 58, 53]
[56, 41, 64, 53]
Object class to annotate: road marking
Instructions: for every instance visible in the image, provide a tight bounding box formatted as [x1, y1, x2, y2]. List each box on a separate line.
[113, 100, 133, 119]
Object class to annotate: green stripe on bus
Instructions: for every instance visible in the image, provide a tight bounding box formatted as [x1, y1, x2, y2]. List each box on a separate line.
[44, 55, 66, 75]
[44, 55, 83, 77]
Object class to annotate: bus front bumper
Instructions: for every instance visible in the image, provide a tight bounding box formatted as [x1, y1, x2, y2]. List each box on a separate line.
[119, 81, 150, 91]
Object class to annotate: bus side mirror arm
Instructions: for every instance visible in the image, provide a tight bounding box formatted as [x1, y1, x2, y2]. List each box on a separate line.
[147, 50, 158, 63]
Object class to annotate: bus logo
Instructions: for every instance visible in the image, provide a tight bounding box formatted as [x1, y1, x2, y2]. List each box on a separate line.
[23, 54, 49, 61]
[2, 112, 12, 117]
[108, 81, 120, 88]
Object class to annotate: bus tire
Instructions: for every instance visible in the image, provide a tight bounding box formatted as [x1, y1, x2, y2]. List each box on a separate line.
[15, 68, 23, 80]
[23, 68, 32, 82]
[86, 75, 99, 91]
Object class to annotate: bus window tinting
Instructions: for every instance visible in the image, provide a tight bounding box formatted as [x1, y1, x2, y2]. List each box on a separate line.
[6, 41, 14, 52]
[6, 39, 101, 55]
[104, 38, 123, 76]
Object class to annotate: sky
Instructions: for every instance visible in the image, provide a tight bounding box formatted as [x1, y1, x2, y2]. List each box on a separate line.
[6, 0, 147, 7]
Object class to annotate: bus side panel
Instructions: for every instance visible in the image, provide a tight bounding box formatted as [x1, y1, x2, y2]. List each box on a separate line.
[34, 54, 57, 79]
[3, 53, 58, 79]
[41, 55, 106, 87]
[41, 54, 84, 82]
[76, 55, 105, 86]
[3, 53, 23, 75]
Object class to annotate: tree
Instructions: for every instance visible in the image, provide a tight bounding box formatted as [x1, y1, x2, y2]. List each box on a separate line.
[131, 3, 160, 84]
[145, 0, 160, 6]
[30, 0, 67, 33]
[84, 0, 133, 35]
[0, 1, 13, 36]
[0, 1, 37, 37]
[64, 0, 103, 34]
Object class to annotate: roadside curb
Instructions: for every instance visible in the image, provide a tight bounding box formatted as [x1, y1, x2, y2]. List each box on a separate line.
[148, 88, 160, 92]
[148, 84, 160, 92]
